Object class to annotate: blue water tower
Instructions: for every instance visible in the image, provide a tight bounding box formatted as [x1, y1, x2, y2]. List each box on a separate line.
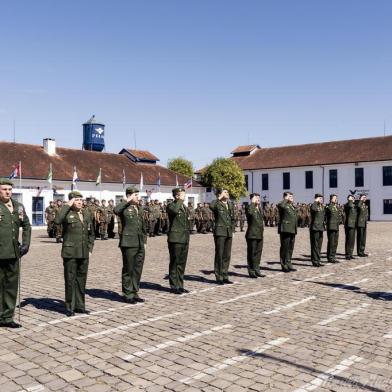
[82, 115, 105, 151]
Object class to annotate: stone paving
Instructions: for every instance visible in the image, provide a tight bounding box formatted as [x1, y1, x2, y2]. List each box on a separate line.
[1, 222, 391, 391]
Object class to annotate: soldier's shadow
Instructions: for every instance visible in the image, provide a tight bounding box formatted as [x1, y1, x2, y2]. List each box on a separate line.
[200, 269, 250, 278]
[86, 289, 124, 302]
[232, 264, 282, 272]
[140, 282, 173, 293]
[163, 274, 217, 285]
[267, 260, 314, 267]
[19, 297, 66, 315]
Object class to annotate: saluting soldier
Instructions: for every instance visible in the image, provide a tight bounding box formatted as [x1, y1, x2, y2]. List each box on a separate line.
[277, 192, 297, 273]
[356, 194, 368, 257]
[0, 178, 31, 328]
[344, 195, 357, 260]
[325, 194, 340, 263]
[209, 189, 236, 284]
[167, 188, 191, 294]
[54, 191, 94, 317]
[245, 193, 265, 278]
[114, 187, 147, 304]
[309, 193, 325, 267]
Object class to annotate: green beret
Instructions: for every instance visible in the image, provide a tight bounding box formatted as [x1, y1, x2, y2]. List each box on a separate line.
[0, 178, 14, 187]
[314, 193, 323, 199]
[172, 187, 185, 196]
[68, 191, 83, 200]
[125, 186, 139, 195]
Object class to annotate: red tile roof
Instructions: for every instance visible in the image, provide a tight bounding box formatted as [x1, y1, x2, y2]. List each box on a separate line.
[231, 136, 392, 170]
[0, 142, 200, 187]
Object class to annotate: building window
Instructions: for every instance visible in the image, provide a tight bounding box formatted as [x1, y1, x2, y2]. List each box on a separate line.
[283, 172, 290, 190]
[262, 173, 269, 191]
[384, 199, 392, 214]
[244, 174, 249, 190]
[305, 171, 313, 189]
[329, 169, 338, 188]
[383, 166, 392, 186]
[355, 167, 364, 187]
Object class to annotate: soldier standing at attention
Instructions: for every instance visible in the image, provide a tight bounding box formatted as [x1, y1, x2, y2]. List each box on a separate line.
[98, 199, 109, 240]
[209, 189, 236, 284]
[344, 195, 357, 260]
[114, 187, 147, 304]
[277, 192, 297, 273]
[55, 191, 94, 317]
[245, 193, 265, 278]
[45, 200, 56, 238]
[239, 204, 246, 232]
[309, 194, 325, 267]
[107, 199, 115, 239]
[325, 194, 340, 263]
[54, 199, 64, 243]
[187, 202, 195, 234]
[167, 188, 190, 294]
[356, 194, 368, 257]
[0, 179, 31, 328]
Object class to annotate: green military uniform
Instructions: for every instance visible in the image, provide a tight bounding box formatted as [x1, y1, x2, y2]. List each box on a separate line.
[55, 193, 94, 315]
[45, 203, 56, 238]
[97, 203, 109, 240]
[167, 189, 190, 293]
[344, 199, 357, 259]
[245, 202, 264, 278]
[277, 199, 297, 272]
[325, 202, 340, 263]
[239, 206, 246, 232]
[107, 201, 115, 239]
[114, 188, 147, 303]
[54, 202, 64, 243]
[309, 199, 325, 266]
[356, 199, 368, 257]
[209, 198, 235, 283]
[0, 181, 31, 326]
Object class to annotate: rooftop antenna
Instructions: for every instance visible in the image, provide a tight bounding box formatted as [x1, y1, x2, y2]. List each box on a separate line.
[247, 132, 250, 144]
[133, 130, 137, 149]
[13, 120, 16, 143]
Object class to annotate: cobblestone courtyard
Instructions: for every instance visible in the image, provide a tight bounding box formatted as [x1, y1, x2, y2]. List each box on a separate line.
[1, 222, 391, 392]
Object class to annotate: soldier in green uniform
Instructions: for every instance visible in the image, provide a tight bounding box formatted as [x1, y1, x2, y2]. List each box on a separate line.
[239, 204, 246, 232]
[107, 199, 115, 239]
[277, 192, 297, 273]
[309, 194, 325, 267]
[55, 191, 95, 317]
[54, 199, 64, 243]
[325, 194, 340, 263]
[209, 189, 236, 284]
[114, 187, 147, 304]
[45, 201, 56, 238]
[0, 179, 31, 328]
[167, 188, 190, 294]
[97, 200, 109, 240]
[245, 193, 265, 278]
[344, 195, 357, 260]
[356, 194, 368, 257]
[187, 202, 195, 234]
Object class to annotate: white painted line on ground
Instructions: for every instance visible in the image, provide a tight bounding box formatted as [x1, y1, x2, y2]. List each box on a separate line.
[217, 288, 276, 304]
[292, 273, 335, 285]
[123, 324, 232, 361]
[317, 303, 370, 326]
[293, 355, 363, 391]
[179, 337, 289, 385]
[186, 281, 243, 296]
[383, 332, 392, 339]
[263, 296, 316, 315]
[17, 385, 45, 392]
[75, 311, 183, 340]
[333, 278, 369, 291]
[349, 262, 373, 270]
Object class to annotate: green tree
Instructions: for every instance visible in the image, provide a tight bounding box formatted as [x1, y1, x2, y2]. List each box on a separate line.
[167, 157, 194, 178]
[201, 158, 247, 200]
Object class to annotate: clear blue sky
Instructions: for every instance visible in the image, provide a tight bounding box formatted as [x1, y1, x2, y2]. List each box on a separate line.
[1, 1, 391, 169]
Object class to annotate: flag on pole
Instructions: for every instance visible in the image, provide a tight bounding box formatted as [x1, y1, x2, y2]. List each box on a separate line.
[47, 163, 53, 185]
[184, 178, 192, 189]
[139, 172, 144, 191]
[96, 168, 102, 186]
[156, 172, 161, 191]
[122, 169, 126, 190]
[9, 162, 21, 179]
[175, 174, 179, 187]
[72, 166, 79, 190]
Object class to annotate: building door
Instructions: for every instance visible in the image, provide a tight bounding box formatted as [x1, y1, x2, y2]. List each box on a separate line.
[32, 197, 44, 226]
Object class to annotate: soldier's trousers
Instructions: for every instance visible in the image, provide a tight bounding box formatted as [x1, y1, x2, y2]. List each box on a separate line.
[214, 236, 232, 281]
[99, 223, 108, 237]
[327, 230, 339, 261]
[149, 219, 156, 236]
[239, 219, 245, 232]
[63, 258, 89, 312]
[168, 242, 189, 289]
[280, 233, 295, 271]
[246, 239, 263, 276]
[310, 230, 323, 264]
[55, 224, 63, 240]
[345, 227, 356, 258]
[0, 259, 19, 323]
[357, 227, 367, 256]
[108, 218, 115, 238]
[121, 246, 145, 299]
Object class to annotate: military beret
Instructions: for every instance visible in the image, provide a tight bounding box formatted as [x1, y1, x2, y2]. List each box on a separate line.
[314, 193, 323, 199]
[250, 193, 260, 199]
[359, 193, 366, 198]
[125, 186, 139, 195]
[0, 178, 14, 186]
[68, 191, 83, 200]
[215, 188, 228, 196]
[172, 187, 185, 196]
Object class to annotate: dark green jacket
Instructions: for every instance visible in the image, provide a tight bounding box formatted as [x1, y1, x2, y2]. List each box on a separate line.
[310, 202, 325, 231]
[344, 201, 357, 229]
[167, 200, 190, 244]
[114, 201, 146, 247]
[245, 203, 264, 240]
[209, 200, 235, 237]
[325, 203, 340, 231]
[55, 205, 95, 259]
[0, 199, 31, 259]
[277, 200, 297, 234]
[356, 201, 368, 228]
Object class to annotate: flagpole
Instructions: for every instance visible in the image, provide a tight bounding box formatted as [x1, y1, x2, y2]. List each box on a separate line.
[100, 168, 102, 201]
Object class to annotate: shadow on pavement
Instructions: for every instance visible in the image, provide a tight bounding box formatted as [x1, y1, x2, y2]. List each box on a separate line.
[86, 288, 124, 302]
[140, 281, 173, 293]
[19, 297, 66, 314]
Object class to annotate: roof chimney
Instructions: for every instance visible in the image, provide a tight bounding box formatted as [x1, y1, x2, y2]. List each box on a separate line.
[43, 138, 56, 156]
